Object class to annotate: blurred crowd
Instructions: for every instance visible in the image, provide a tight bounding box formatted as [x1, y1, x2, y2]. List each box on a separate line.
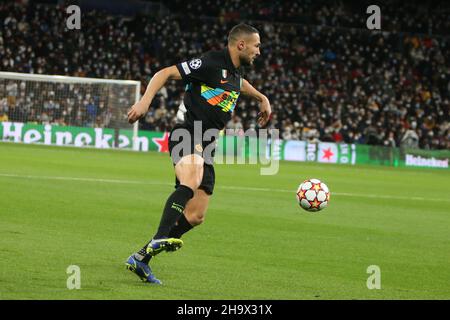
[163, 0, 450, 36]
[0, 80, 134, 128]
[0, 1, 448, 149]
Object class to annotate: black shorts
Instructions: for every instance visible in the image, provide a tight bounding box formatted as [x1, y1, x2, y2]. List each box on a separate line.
[168, 124, 216, 195]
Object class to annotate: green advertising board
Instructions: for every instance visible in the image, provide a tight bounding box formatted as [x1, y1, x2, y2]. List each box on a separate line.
[354, 144, 449, 169]
[1, 122, 448, 169]
[0, 122, 169, 152]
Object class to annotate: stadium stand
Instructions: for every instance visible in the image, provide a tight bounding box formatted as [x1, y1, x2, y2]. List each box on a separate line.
[0, 1, 448, 149]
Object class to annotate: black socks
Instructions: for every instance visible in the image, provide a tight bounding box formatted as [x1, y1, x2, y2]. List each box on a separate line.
[134, 185, 195, 264]
[168, 213, 194, 239]
[153, 185, 194, 240]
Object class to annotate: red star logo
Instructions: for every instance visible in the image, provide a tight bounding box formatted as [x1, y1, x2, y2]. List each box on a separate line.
[310, 199, 320, 209]
[152, 132, 169, 153]
[322, 147, 334, 161]
[297, 190, 306, 199]
[312, 183, 321, 192]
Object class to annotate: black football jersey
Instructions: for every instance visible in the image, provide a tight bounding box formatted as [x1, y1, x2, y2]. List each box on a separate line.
[176, 48, 243, 132]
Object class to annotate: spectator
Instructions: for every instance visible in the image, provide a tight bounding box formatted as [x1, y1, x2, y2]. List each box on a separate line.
[401, 121, 420, 149]
[0, 106, 8, 122]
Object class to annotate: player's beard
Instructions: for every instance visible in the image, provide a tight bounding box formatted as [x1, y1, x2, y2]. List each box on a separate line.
[239, 54, 253, 67]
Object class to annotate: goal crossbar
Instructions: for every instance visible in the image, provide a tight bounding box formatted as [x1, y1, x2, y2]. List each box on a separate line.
[0, 71, 141, 86]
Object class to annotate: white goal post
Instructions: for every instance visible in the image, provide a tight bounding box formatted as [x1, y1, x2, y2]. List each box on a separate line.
[0, 71, 141, 147]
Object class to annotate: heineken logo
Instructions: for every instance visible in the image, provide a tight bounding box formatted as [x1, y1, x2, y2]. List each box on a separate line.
[0, 121, 168, 152]
[405, 154, 448, 168]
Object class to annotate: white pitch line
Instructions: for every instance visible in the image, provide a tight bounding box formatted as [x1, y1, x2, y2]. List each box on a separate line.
[217, 185, 449, 202]
[0, 173, 172, 186]
[0, 173, 449, 203]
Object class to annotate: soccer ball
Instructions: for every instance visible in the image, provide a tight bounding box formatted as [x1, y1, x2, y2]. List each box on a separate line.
[296, 179, 330, 212]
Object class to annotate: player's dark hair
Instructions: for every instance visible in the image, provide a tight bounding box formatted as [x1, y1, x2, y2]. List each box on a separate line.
[228, 23, 259, 44]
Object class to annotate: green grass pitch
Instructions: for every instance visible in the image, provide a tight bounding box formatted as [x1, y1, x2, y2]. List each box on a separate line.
[0, 142, 449, 299]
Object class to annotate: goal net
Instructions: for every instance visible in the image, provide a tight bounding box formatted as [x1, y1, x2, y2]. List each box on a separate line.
[0, 71, 140, 147]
